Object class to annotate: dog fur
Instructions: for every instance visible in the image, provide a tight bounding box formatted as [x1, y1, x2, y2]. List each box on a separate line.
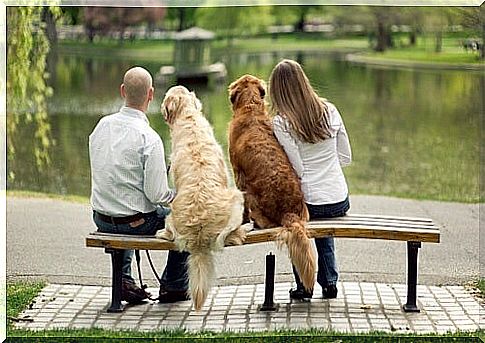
[155, 86, 246, 310]
[227, 74, 316, 292]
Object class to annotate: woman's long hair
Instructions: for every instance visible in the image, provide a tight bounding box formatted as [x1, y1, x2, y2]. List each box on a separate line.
[269, 59, 331, 144]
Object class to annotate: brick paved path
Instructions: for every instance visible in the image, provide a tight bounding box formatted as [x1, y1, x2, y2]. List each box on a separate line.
[15, 281, 484, 333]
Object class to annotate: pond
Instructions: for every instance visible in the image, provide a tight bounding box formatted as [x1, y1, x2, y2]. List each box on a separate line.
[7, 51, 482, 202]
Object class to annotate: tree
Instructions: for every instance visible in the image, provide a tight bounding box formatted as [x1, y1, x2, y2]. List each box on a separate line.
[196, 6, 272, 44]
[42, 7, 58, 47]
[145, 7, 166, 34]
[165, 7, 197, 31]
[7, 7, 59, 179]
[83, 7, 166, 42]
[455, 6, 485, 59]
[270, 5, 299, 27]
[370, 7, 395, 52]
[61, 7, 81, 25]
[83, 7, 113, 42]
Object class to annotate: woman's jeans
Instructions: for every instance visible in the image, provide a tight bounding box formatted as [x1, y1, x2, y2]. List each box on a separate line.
[293, 196, 350, 290]
[93, 207, 189, 291]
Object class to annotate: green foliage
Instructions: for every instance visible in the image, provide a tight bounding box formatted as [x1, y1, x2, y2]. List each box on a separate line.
[7, 328, 485, 341]
[196, 6, 272, 39]
[60, 7, 81, 25]
[165, 7, 197, 31]
[7, 281, 45, 328]
[7, 7, 57, 179]
[477, 279, 485, 296]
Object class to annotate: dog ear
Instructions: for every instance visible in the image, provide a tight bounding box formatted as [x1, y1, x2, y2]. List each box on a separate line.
[230, 90, 238, 104]
[163, 95, 181, 125]
[191, 92, 202, 112]
[229, 86, 239, 105]
[228, 80, 239, 105]
[258, 80, 267, 99]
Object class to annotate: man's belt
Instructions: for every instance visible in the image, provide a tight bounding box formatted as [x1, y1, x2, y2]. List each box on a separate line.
[94, 211, 155, 225]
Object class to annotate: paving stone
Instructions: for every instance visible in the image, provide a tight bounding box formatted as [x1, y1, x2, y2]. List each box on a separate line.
[15, 282, 485, 334]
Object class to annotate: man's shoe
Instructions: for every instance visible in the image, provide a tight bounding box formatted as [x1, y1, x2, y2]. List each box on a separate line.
[289, 287, 313, 300]
[322, 284, 338, 299]
[121, 278, 151, 304]
[158, 287, 190, 303]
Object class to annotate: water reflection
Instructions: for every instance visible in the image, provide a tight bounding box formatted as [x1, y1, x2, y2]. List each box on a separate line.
[7, 53, 482, 202]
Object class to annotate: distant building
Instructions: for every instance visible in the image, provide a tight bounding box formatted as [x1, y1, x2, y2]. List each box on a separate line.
[157, 27, 226, 85]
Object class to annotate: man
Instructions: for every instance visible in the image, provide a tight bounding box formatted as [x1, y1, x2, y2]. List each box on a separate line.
[89, 66, 189, 304]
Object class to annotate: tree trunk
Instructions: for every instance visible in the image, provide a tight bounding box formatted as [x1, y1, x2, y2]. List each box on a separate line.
[118, 26, 125, 44]
[481, 23, 485, 60]
[435, 31, 442, 53]
[87, 27, 95, 43]
[375, 21, 387, 52]
[294, 8, 306, 33]
[409, 29, 416, 46]
[386, 30, 394, 48]
[178, 8, 185, 32]
[42, 7, 57, 47]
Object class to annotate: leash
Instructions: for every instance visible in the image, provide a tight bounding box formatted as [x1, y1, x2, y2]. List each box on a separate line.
[134, 249, 162, 301]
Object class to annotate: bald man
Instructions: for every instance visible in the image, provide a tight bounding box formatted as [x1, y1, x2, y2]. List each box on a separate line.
[89, 67, 189, 306]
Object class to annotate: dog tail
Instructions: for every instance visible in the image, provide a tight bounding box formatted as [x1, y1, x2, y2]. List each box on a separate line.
[277, 213, 316, 292]
[188, 250, 215, 311]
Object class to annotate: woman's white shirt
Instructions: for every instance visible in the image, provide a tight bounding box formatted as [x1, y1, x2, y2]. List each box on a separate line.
[273, 102, 351, 205]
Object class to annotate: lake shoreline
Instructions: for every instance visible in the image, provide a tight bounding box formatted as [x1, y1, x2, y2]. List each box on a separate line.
[346, 53, 485, 72]
[57, 36, 484, 69]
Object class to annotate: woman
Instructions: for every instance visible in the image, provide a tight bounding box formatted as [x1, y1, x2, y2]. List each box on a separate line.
[269, 59, 352, 300]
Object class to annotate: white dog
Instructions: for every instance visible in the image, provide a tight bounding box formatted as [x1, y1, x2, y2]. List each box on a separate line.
[156, 86, 246, 311]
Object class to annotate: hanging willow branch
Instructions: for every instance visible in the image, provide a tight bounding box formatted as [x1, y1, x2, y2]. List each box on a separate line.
[7, 6, 60, 178]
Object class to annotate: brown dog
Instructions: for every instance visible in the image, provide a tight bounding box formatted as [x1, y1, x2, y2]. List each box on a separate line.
[227, 74, 316, 292]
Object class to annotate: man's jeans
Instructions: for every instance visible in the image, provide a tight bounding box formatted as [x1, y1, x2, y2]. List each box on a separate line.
[93, 207, 189, 291]
[293, 196, 350, 289]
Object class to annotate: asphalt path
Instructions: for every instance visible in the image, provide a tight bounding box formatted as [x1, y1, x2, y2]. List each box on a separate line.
[6, 195, 481, 288]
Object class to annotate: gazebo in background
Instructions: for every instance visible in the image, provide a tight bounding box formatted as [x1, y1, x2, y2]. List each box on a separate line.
[157, 27, 226, 85]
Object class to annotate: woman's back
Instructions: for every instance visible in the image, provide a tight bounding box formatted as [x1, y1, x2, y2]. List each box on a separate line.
[273, 101, 351, 205]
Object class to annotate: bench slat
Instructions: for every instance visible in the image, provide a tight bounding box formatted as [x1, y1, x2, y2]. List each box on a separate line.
[309, 220, 438, 230]
[86, 215, 440, 250]
[343, 214, 433, 223]
[319, 216, 435, 226]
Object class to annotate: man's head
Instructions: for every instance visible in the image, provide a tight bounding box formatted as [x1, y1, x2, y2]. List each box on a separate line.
[120, 67, 154, 112]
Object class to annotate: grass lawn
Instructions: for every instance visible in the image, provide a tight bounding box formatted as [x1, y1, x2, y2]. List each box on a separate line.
[476, 279, 485, 298]
[6, 190, 89, 204]
[364, 36, 483, 65]
[6, 281, 45, 329]
[58, 34, 484, 66]
[58, 39, 175, 63]
[58, 35, 368, 63]
[6, 281, 485, 342]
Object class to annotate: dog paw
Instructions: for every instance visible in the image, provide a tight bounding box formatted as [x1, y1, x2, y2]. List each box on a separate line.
[155, 229, 174, 241]
[240, 222, 254, 232]
[223, 225, 248, 246]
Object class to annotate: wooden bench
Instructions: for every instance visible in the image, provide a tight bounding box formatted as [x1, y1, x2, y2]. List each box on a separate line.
[86, 214, 440, 313]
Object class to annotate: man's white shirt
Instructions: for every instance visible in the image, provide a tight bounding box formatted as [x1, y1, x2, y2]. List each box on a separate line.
[89, 106, 174, 216]
[273, 102, 351, 205]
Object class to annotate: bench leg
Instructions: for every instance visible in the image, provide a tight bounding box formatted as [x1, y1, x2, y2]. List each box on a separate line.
[105, 248, 124, 313]
[259, 252, 277, 311]
[403, 241, 421, 313]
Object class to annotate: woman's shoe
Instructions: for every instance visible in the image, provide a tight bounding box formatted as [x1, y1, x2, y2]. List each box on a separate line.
[322, 284, 338, 299]
[289, 287, 313, 300]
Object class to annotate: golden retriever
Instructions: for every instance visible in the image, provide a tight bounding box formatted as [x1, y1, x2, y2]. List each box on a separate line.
[156, 86, 246, 310]
[227, 74, 316, 292]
